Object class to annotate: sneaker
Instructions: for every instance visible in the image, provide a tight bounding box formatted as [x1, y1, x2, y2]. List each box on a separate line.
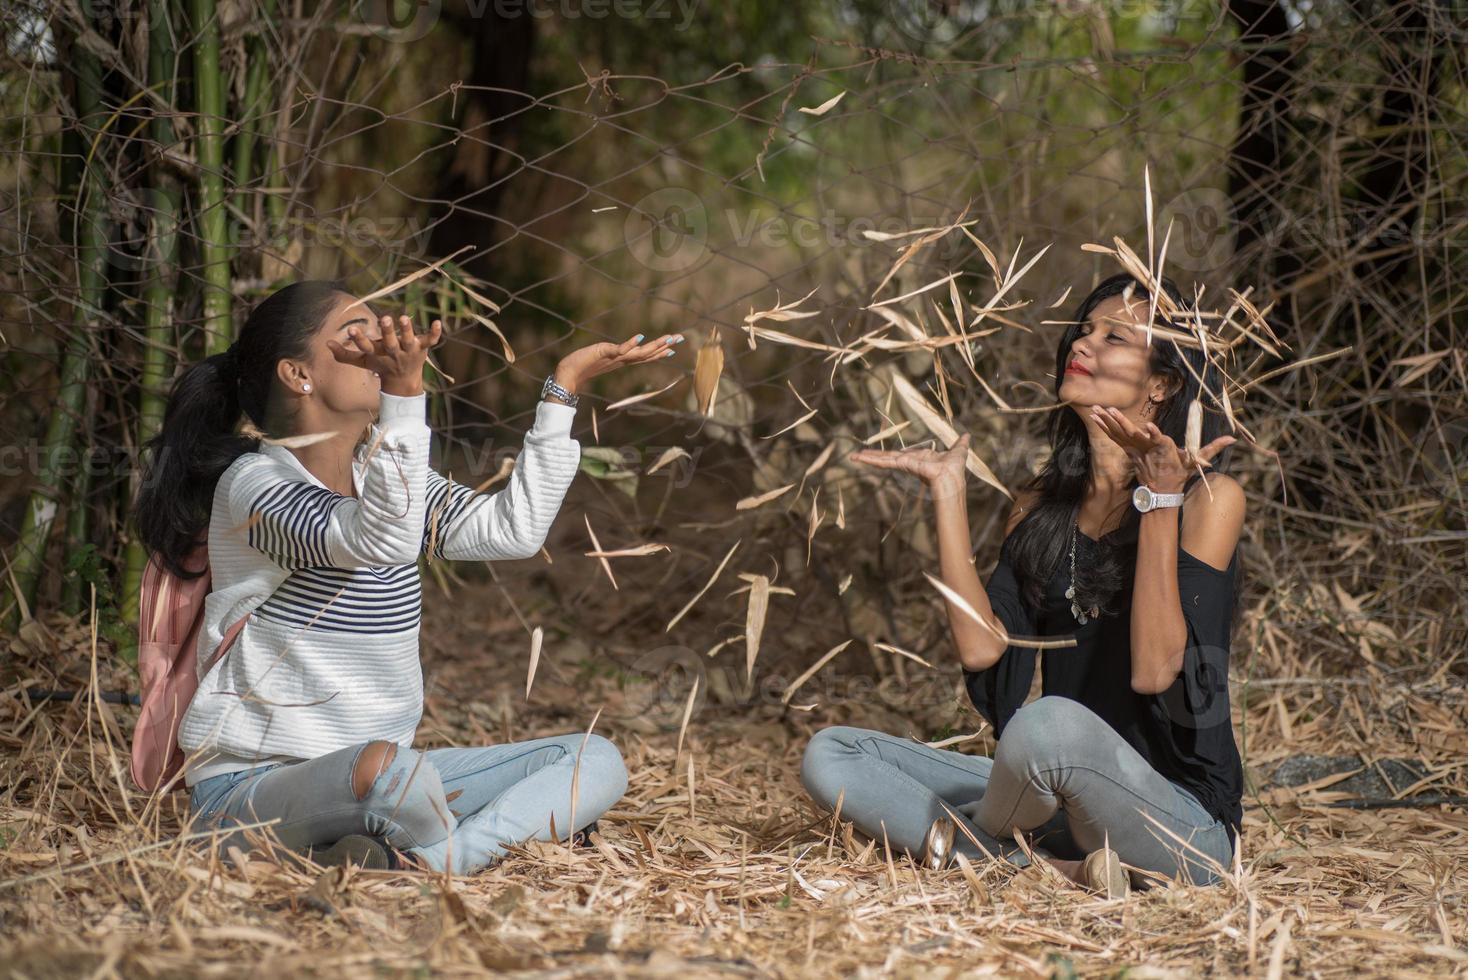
[569, 820, 600, 848]
[303, 834, 391, 871]
[921, 815, 956, 871]
[1079, 846, 1130, 899]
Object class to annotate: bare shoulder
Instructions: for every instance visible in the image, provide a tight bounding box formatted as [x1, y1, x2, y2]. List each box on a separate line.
[1005, 485, 1042, 537]
[1180, 473, 1246, 571]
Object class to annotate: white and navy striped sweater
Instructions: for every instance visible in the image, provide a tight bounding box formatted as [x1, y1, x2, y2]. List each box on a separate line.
[178, 392, 581, 786]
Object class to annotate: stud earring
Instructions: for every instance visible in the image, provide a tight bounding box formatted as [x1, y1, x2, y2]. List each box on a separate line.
[302, 383, 312, 393]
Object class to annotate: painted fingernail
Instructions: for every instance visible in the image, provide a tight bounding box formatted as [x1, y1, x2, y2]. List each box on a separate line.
[635, 333, 645, 343]
[664, 349, 675, 357]
[674, 335, 685, 343]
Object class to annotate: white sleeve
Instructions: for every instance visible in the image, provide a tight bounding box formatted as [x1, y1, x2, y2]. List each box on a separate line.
[422, 399, 581, 561]
[229, 392, 432, 569]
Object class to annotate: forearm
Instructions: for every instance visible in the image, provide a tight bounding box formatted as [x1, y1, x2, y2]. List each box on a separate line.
[930, 482, 1009, 671]
[1130, 506, 1189, 692]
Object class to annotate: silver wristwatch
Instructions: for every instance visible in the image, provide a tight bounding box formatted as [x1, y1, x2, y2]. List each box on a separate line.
[1132, 484, 1184, 513]
[540, 374, 579, 408]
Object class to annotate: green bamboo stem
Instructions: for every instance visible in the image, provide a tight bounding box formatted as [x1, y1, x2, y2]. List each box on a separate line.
[229, 0, 277, 233]
[191, 0, 233, 354]
[120, 0, 184, 625]
[7, 4, 108, 631]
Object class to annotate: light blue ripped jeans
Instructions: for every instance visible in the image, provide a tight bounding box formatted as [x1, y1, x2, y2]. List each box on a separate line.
[187, 733, 628, 875]
[801, 696, 1238, 887]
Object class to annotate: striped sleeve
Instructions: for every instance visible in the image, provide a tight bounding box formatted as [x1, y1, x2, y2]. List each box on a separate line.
[421, 399, 581, 562]
[230, 392, 432, 570]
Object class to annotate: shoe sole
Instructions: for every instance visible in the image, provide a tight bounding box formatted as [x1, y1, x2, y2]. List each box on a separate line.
[1081, 848, 1130, 898]
[305, 834, 390, 871]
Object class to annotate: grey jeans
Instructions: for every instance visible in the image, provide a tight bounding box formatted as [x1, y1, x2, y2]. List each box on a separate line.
[187, 733, 628, 875]
[801, 696, 1236, 886]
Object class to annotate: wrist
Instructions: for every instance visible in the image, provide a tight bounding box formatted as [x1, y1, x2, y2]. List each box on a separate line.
[381, 379, 424, 398]
[552, 366, 579, 395]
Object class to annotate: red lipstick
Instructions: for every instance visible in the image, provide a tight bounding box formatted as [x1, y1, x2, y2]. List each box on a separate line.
[1065, 360, 1092, 377]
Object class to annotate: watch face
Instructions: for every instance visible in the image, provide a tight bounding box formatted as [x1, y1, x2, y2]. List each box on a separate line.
[1133, 485, 1151, 511]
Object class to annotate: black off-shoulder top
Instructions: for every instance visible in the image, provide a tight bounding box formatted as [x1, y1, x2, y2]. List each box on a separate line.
[964, 475, 1245, 851]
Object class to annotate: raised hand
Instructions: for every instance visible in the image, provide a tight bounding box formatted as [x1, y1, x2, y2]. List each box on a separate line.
[1089, 405, 1235, 494]
[327, 314, 443, 397]
[553, 332, 685, 395]
[849, 432, 972, 502]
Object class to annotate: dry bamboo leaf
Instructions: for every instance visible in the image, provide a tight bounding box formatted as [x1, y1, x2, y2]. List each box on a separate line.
[763, 408, 819, 440]
[343, 244, 473, 312]
[259, 430, 338, 449]
[871, 642, 933, 669]
[567, 706, 604, 841]
[1185, 398, 1203, 462]
[781, 639, 853, 703]
[837, 572, 853, 595]
[583, 514, 618, 590]
[686, 754, 696, 820]
[606, 378, 681, 412]
[862, 420, 912, 445]
[675, 675, 699, 763]
[866, 272, 962, 311]
[666, 539, 740, 632]
[646, 446, 691, 475]
[735, 483, 796, 511]
[802, 441, 836, 481]
[525, 626, 543, 699]
[922, 571, 1078, 650]
[925, 729, 984, 749]
[889, 370, 1010, 499]
[744, 575, 770, 682]
[694, 329, 725, 416]
[461, 309, 516, 363]
[797, 91, 846, 115]
[1048, 284, 1073, 308]
[584, 544, 672, 558]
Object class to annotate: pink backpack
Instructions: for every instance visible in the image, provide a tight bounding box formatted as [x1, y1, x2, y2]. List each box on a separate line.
[131, 543, 248, 793]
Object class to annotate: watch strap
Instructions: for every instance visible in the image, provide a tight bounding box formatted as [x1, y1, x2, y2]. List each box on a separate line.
[541, 374, 579, 408]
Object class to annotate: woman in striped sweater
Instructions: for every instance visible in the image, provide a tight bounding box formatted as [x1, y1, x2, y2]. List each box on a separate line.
[135, 280, 682, 873]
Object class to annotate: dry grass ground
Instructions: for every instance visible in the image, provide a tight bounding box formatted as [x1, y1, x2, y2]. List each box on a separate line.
[3, 543, 1465, 980]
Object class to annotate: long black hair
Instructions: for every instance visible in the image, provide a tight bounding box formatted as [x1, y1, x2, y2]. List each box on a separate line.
[134, 280, 348, 579]
[1006, 272, 1241, 622]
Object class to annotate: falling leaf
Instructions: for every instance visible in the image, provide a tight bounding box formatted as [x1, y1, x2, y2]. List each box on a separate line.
[780, 639, 852, 704]
[646, 446, 691, 475]
[694, 329, 725, 416]
[797, 91, 846, 116]
[260, 430, 338, 449]
[736, 483, 796, 511]
[343, 245, 473, 312]
[606, 378, 682, 412]
[583, 515, 617, 590]
[744, 575, 770, 681]
[872, 642, 933, 669]
[675, 675, 700, 763]
[1185, 398, 1203, 462]
[525, 627, 543, 699]
[888, 370, 1010, 499]
[666, 539, 740, 632]
[584, 543, 672, 558]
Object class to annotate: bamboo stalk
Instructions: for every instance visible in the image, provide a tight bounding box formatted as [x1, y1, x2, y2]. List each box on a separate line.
[121, 0, 185, 625]
[8, 2, 108, 630]
[191, 0, 234, 353]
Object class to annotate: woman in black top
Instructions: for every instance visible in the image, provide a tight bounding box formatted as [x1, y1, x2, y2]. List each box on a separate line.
[800, 273, 1246, 895]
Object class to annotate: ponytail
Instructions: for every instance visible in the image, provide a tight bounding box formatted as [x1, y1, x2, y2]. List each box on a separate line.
[134, 279, 348, 579]
[134, 349, 258, 579]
